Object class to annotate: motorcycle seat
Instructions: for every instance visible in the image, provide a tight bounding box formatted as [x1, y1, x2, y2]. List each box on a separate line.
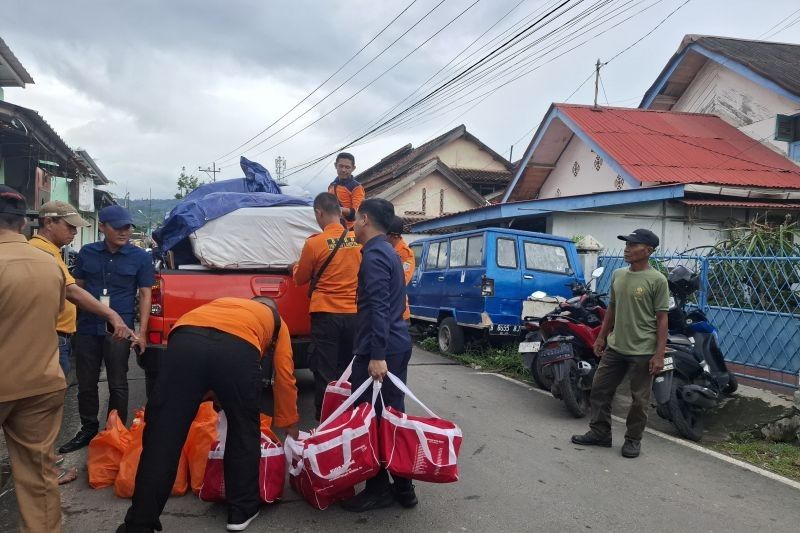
[667, 334, 693, 346]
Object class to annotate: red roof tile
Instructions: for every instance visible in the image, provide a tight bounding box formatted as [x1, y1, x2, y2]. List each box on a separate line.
[555, 104, 800, 189]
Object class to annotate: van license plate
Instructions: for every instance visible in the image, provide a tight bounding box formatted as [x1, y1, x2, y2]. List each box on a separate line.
[490, 324, 521, 335]
[518, 341, 540, 353]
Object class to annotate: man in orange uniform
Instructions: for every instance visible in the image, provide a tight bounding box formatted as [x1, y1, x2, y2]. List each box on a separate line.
[327, 152, 364, 229]
[386, 216, 415, 322]
[118, 297, 299, 533]
[293, 192, 361, 420]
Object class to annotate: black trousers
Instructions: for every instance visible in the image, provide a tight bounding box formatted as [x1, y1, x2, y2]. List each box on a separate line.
[124, 327, 262, 530]
[74, 334, 132, 431]
[350, 349, 413, 493]
[309, 312, 357, 418]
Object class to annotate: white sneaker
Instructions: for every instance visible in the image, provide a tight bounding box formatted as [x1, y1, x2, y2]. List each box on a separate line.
[226, 511, 260, 531]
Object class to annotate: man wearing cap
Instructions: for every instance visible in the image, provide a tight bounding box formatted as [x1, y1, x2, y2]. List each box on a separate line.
[30, 201, 132, 376]
[386, 216, 415, 323]
[572, 228, 669, 459]
[0, 185, 67, 531]
[59, 205, 155, 454]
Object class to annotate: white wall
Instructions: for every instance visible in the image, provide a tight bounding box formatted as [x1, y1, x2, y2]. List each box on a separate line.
[548, 200, 741, 252]
[391, 170, 479, 218]
[673, 60, 800, 160]
[434, 137, 507, 171]
[538, 136, 632, 199]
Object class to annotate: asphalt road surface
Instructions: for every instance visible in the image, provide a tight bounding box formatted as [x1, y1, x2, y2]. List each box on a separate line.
[1, 347, 798, 532]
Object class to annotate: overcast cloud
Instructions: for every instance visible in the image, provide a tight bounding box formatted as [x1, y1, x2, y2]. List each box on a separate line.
[2, 0, 798, 199]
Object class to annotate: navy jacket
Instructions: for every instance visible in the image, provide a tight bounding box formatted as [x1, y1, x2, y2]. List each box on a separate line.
[73, 241, 155, 335]
[353, 235, 411, 359]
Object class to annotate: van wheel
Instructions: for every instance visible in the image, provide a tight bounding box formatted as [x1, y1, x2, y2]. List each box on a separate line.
[438, 318, 465, 355]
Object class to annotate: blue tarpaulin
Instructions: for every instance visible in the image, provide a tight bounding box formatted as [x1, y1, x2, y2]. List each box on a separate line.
[154, 157, 311, 252]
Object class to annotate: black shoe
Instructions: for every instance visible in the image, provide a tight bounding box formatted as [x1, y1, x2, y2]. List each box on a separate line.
[571, 432, 612, 447]
[341, 487, 395, 512]
[621, 438, 641, 458]
[58, 429, 97, 454]
[393, 483, 418, 508]
[226, 510, 259, 531]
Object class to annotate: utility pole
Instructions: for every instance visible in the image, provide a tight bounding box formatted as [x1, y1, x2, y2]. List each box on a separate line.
[594, 58, 601, 108]
[275, 156, 287, 185]
[198, 162, 221, 182]
[147, 187, 152, 238]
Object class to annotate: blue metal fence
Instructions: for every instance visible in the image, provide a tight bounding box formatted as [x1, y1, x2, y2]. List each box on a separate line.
[598, 250, 800, 390]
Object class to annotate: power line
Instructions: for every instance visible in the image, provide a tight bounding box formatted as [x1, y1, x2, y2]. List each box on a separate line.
[758, 7, 800, 39]
[764, 12, 800, 40]
[211, 0, 422, 163]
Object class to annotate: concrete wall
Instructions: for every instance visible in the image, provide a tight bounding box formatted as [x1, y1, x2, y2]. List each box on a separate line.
[434, 137, 507, 171]
[538, 136, 632, 199]
[673, 60, 800, 161]
[391, 170, 478, 218]
[548, 200, 742, 252]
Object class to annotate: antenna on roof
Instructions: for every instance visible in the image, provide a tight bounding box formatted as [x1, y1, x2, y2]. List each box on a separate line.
[594, 58, 601, 108]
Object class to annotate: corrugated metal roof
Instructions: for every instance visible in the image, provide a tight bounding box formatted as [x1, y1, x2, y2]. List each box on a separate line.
[682, 199, 800, 209]
[0, 37, 34, 87]
[557, 104, 800, 189]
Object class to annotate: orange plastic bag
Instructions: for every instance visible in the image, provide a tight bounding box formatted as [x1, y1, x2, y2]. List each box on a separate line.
[184, 402, 219, 494]
[114, 409, 190, 498]
[87, 409, 131, 489]
[260, 413, 281, 444]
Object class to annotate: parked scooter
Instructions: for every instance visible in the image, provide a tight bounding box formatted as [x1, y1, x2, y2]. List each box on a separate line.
[652, 266, 738, 441]
[519, 267, 606, 417]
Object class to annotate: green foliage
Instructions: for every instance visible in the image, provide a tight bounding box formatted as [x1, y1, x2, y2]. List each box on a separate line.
[713, 434, 800, 481]
[175, 167, 204, 200]
[415, 336, 530, 381]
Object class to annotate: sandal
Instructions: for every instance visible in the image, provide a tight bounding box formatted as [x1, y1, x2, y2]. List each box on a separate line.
[55, 454, 65, 467]
[58, 467, 78, 485]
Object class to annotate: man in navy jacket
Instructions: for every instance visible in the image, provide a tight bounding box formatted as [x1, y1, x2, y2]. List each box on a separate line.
[342, 198, 415, 513]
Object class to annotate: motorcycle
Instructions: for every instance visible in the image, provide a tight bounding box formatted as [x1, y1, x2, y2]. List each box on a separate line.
[652, 265, 738, 441]
[519, 267, 606, 417]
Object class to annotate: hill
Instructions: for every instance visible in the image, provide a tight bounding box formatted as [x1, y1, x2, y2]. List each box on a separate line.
[126, 198, 179, 233]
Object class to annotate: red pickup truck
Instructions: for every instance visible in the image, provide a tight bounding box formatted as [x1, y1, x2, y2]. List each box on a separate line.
[139, 267, 311, 395]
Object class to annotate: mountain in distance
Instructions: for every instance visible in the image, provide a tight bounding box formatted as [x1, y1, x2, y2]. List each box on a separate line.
[125, 198, 179, 231]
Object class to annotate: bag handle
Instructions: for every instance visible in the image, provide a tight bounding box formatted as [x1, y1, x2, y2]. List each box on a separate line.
[308, 227, 349, 298]
[216, 411, 228, 450]
[317, 377, 380, 431]
[335, 357, 355, 386]
[384, 372, 438, 418]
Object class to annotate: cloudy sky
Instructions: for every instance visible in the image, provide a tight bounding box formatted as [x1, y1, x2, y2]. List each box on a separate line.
[3, 0, 799, 200]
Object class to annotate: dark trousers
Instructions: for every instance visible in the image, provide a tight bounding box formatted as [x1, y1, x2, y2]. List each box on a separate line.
[350, 349, 413, 493]
[124, 327, 262, 529]
[74, 334, 132, 431]
[588, 349, 654, 442]
[309, 312, 357, 418]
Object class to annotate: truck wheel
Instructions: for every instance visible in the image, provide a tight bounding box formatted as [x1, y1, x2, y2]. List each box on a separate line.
[668, 376, 704, 442]
[559, 361, 589, 418]
[438, 317, 465, 355]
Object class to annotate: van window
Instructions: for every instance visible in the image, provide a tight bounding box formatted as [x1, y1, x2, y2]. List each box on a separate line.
[496, 238, 517, 268]
[450, 238, 467, 267]
[524, 242, 570, 273]
[467, 235, 483, 266]
[410, 243, 423, 268]
[437, 241, 449, 269]
[425, 242, 440, 269]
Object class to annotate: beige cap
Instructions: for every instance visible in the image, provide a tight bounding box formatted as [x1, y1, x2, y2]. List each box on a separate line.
[39, 200, 90, 227]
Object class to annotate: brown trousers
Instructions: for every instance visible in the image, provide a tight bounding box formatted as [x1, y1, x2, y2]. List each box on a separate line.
[0, 389, 65, 533]
[588, 349, 653, 442]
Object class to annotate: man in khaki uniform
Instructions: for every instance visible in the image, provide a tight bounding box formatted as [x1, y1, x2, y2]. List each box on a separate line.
[0, 185, 67, 532]
[30, 201, 130, 376]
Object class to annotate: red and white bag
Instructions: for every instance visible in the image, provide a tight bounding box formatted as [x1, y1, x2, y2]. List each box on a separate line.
[286, 377, 381, 509]
[319, 358, 354, 422]
[379, 372, 462, 483]
[199, 412, 286, 503]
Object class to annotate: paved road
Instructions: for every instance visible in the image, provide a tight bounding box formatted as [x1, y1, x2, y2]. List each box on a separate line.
[2, 347, 799, 532]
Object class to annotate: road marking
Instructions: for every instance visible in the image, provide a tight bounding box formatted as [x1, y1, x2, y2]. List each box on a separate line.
[475, 372, 800, 491]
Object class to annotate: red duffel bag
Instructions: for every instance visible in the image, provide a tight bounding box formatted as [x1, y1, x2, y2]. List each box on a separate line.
[286, 377, 381, 508]
[319, 358, 354, 422]
[379, 372, 462, 483]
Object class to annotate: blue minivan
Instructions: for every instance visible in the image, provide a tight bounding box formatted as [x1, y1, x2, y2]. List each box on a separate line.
[407, 228, 583, 354]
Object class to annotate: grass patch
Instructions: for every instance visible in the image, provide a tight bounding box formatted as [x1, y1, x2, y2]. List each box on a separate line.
[712, 433, 800, 481]
[415, 336, 531, 382]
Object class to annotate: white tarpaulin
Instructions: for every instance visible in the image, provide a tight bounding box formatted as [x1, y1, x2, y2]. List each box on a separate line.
[189, 206, 319, 269]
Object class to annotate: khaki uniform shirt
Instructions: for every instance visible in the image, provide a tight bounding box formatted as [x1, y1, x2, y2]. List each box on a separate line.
[29, 234, 77, 334]
[0, 233, 67, 402]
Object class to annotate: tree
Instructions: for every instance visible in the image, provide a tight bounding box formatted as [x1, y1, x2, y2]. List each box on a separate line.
[175, 167, 204, 199]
